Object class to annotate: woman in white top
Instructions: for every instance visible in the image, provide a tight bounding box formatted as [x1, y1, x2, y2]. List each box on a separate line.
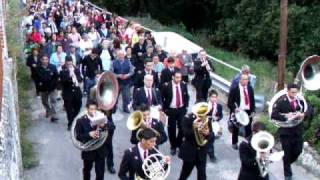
[100, 39, 113, 71]
[88, 26, 101, 48]
[79, 34, 93, 57]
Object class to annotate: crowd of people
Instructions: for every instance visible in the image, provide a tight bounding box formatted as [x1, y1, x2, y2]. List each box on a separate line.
[23, 1, 310, 180]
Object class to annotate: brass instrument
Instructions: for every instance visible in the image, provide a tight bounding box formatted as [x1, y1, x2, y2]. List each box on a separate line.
[142, 147, 171, 179]
[269, 55, 320, 127]
[71, 71, 119, 151]
[251, 131, 275, 177]
[192, 102, 210, 146]
[127, 110, 160, 140]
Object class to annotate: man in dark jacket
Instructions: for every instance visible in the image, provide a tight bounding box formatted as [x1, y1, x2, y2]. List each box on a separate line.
[191, 50, 214, 102]
[81, 48, 103, 95]
[26, 47, 41, 95]
[227, 73, 255, 150]
[75, 100, 108, 180]
[178, 103, 213, 180]
[238, 121, 269, 180]
[130, 104, 167, 146]
[60, 56, 82, 130]
[271, 83, 308, 180]
[35, 55, 59, 122]
[161, 71, 189, 155]
[118, 128, 170, 180]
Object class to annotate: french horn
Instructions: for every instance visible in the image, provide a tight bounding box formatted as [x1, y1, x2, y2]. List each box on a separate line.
[142, 147, 171, 180]
[269, 55, 320, 127]
[71, 71, 119, 151]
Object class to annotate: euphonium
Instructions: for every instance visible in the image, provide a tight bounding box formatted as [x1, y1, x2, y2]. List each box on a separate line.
[127, 110, 160, 140]
[192, 102, 211, 146]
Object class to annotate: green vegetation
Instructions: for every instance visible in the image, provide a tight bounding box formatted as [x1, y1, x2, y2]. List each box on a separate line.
[99, 0, 320, 74]
[6, 0, 38, 169]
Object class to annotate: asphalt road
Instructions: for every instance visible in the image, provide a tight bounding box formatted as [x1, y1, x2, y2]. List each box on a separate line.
[24, 85, 319, 180]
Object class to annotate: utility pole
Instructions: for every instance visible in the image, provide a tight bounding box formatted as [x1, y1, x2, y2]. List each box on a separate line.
[278, 0, 288, 91]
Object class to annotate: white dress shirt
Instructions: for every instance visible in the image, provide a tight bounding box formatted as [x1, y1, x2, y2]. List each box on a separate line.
[138, 143, 148, 161]
[239, 84, 250, 110]
[170, 81, 183, 108]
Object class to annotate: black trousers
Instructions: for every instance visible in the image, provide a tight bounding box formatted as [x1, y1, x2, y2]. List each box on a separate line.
[207, 133, 215, 158]
[63, 92, 82, 127]
[83, 157, 105, 180]
[280, 135, 303, 177]
[178, 160, 206, 180]
[167, 107, 186, 149]
[232, 111, 252, 145]
[31, 76, 40, 95]
[105, 127, 114, 168]
[194, 79, 211, 102]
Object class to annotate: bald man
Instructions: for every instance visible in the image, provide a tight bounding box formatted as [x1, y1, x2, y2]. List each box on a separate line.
[132, 74, 162, 110]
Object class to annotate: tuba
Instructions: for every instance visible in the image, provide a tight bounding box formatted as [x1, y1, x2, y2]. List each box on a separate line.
[192, 102, 210, 146]
[71, 71, 119, 151]
[269, 55, 320, 127]
[251, 131, 275, 177]
[127, 110, 160, 140]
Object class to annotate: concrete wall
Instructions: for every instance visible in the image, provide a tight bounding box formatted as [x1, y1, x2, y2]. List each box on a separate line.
[0, 0, 23, 179]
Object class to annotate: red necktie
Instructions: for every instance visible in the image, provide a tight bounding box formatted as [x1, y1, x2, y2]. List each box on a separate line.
[144, 150, 147, 159]
[212, 103, 216, 117]
[244, 87, 249, 106]
[290, 100, 296, 111]
[147, 89, 152, 105]
[176, 85, 181, 107]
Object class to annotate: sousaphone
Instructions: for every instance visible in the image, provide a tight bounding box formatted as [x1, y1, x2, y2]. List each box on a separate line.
[269, 55, 320, 127]
[71, 71, 119, 151]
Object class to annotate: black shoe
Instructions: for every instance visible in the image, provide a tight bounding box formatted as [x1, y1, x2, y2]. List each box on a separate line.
[232, 144, 238, 150]
[170, 149, 176, 156]
[209, 156, 217, 163]
[285, 176, 292, 180]
[50, 117, 58, 123]
[108, 167, 116, 174]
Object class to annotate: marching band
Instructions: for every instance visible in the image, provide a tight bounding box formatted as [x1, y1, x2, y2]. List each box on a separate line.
[23, 0, 319, 180]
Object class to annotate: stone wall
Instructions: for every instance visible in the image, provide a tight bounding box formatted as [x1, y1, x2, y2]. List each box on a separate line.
[0, 0, 23, 179]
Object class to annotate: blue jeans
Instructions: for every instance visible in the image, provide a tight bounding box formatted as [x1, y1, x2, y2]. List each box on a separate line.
[84, 78, 96, 94]
[115, 84, 131, 111]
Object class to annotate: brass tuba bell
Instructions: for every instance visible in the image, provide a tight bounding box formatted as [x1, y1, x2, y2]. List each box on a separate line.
[90, 71, 120, 110]
[192, 102, 211, 146]
[295, 55, 320, 91]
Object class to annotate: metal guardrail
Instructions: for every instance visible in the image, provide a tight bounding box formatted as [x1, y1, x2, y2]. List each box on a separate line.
[83, 0, 258, 94]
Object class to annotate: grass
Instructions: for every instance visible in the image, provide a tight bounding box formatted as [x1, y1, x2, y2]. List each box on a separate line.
[6, 0, 38, 169]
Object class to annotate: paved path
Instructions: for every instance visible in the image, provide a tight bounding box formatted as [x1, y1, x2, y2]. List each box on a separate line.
[24, 86, 319, 180]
